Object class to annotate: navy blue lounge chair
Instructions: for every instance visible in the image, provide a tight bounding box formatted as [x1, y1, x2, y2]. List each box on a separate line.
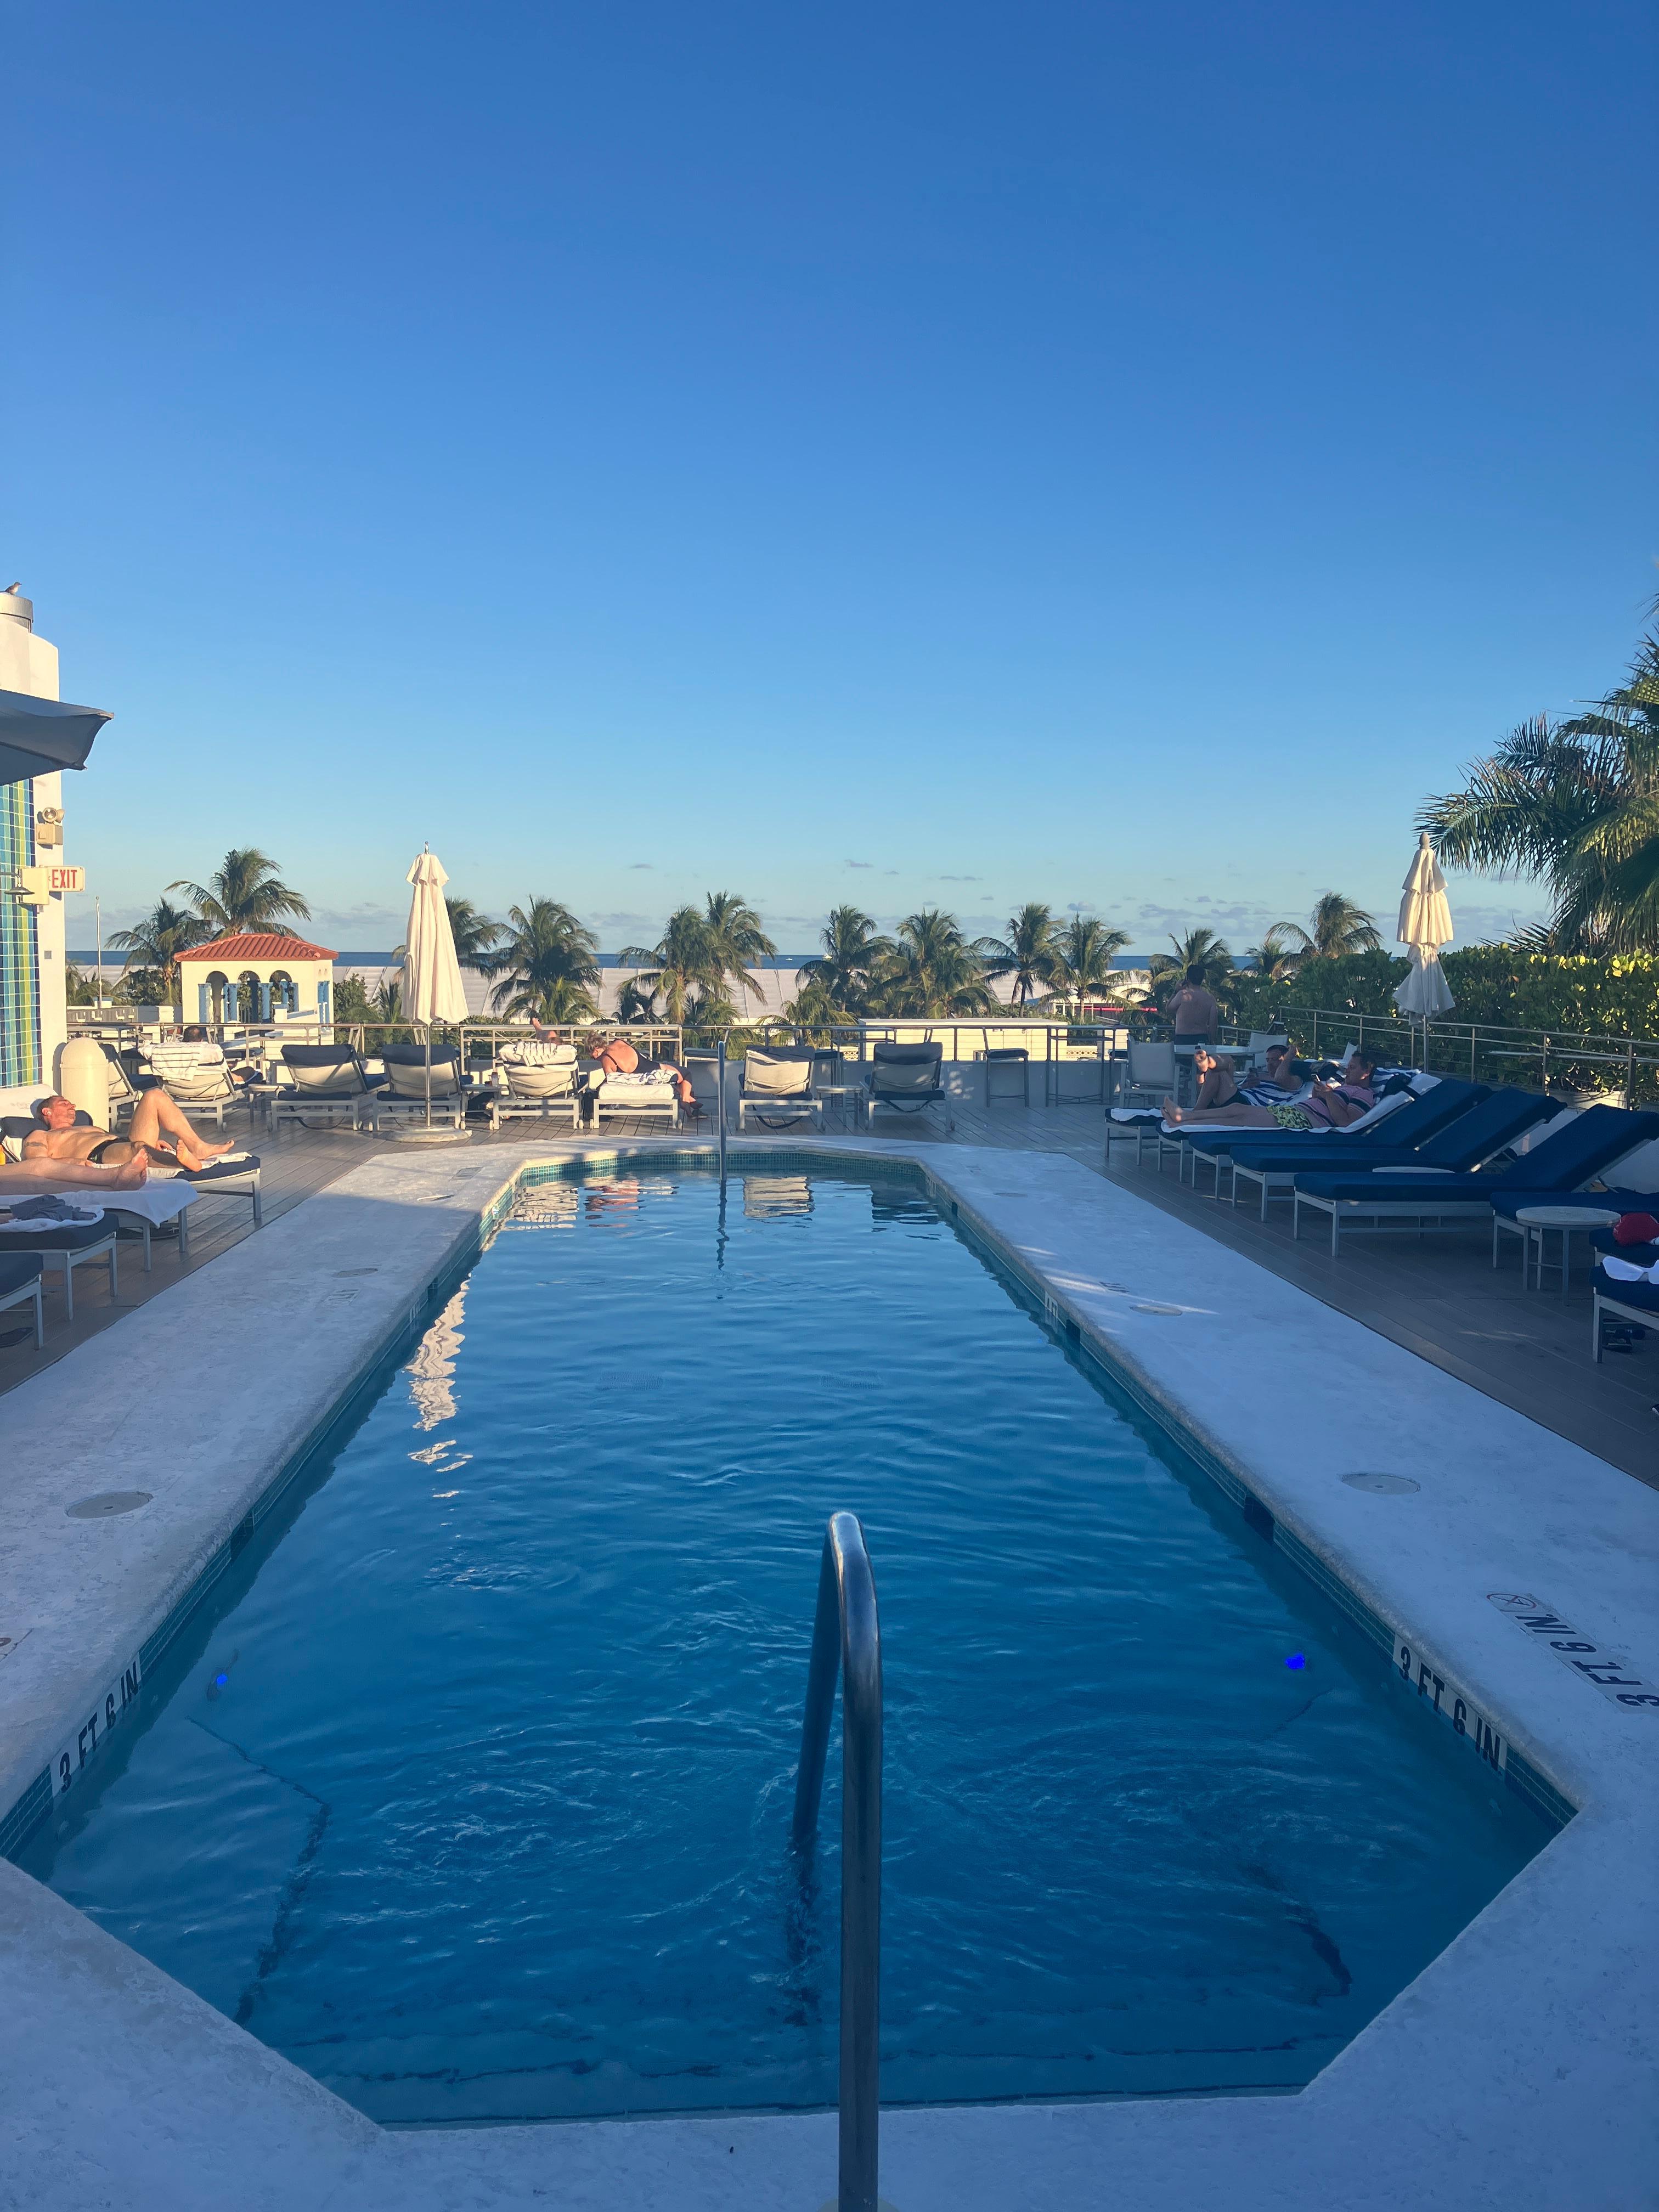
[0, 1213, 120, 1318]
[1592, 1252, 1659, 1361]
[1290, 1104, 1659, 1256]
[1223, 1087, 1551, 1217]
[0, 1253, 45, 1348]
[1489, 1186, 1659, 1283]
[1169, 1077, 1488, 1197]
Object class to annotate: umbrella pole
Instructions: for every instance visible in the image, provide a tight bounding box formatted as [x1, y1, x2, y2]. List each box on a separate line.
[425, 1028, 433, 1129]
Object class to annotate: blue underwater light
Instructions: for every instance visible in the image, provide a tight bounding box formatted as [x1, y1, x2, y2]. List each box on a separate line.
[1284, 1654, 1306, 1670]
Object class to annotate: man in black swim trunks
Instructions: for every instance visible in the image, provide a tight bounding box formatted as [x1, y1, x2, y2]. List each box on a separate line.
[22, 1091, 236, 1176]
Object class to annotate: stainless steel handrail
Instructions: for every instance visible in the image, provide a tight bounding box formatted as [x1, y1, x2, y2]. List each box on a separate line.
[792, 1512, 883, 2212]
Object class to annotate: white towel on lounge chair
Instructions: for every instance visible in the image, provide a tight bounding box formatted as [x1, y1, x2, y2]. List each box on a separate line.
[1601, 1254, 1659, 1284]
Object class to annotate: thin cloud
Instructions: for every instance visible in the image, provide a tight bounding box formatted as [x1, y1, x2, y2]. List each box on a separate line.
[628, 863, 653, 871]
[845, 859, 873, 870]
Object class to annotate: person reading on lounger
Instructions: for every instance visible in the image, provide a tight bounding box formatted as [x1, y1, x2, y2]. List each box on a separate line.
[22, 1091, 237, 1175]
[1163, 1050, 1379, 1129]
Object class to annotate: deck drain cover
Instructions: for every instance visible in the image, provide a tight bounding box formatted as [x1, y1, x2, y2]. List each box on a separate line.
[1132, 1302, 1183, 1316]
[1341, 1471, 1420, 1495]
[66, 1491, 153, 1519]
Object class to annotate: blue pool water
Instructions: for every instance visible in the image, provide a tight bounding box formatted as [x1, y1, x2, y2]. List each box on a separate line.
[25, 1166, 1550, 2124]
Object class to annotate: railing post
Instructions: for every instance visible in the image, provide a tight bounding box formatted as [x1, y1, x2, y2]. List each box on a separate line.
[792, 1513, 882, 2212]
[716, 1035, 727, 1181]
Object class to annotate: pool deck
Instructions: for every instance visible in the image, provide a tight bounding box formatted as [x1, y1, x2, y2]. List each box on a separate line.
[6, 1094, 1657, 1489]
[1, 1133, 1656, 2209]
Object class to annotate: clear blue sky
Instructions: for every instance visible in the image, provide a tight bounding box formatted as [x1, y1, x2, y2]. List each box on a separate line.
[12, 1, 1655, 954]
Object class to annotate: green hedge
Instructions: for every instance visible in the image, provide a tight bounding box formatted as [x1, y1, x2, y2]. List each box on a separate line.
[1224, 949, 1659, 1043]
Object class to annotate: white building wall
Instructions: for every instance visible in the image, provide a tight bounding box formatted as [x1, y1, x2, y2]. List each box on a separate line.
[0, 594, 67, 1119]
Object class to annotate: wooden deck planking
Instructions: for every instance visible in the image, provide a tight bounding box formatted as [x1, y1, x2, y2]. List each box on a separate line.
[3, 1092, 1652, 1493]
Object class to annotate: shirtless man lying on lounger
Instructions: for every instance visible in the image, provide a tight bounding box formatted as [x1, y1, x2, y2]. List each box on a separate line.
[0, 1152, 149, 1195]
[22, 1091, 236, 1175]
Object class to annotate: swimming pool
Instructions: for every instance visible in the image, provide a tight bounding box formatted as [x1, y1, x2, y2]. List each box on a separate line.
[21, 1163, 1551, 2125]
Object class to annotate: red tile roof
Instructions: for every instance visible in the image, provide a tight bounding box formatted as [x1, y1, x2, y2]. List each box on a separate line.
[178, 932, 339, 963]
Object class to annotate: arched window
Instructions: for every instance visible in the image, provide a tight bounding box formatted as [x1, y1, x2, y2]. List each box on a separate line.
[269, 969, 297, 1014]
[205, 970, 232, 1023]
[237, 969, 262, 1024]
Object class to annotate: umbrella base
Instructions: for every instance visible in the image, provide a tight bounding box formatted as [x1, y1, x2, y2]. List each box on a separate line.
[391, 1125, 473, 1145]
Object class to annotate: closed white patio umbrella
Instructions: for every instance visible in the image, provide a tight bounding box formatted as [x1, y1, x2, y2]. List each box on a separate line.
[400, 848, 470, 1137]
[1393, 831, 1456, 1020]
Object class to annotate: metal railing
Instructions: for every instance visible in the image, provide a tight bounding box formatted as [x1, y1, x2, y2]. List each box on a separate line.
[1255, 1008, 1659, 1104]
[792, 1513, 883, 2212]
[78, 1000, 1659, 1111]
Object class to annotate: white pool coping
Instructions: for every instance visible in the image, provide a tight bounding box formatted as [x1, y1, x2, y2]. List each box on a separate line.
[1, 1136, 1655, 2211]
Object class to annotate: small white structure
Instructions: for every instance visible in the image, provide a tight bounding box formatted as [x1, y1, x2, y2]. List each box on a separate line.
[177, 931, 337, 1028]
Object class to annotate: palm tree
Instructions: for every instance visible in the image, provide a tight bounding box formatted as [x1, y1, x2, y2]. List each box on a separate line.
[619, 906, 723, 1024]
[1421, 630, 1659, 951]
[485, 899, 601, 1021]
[795, 905, 890, 1019]
[106, 898, 208, 1002]
[977, 902, 1062, 1009]
[702, 890, 777, 1010]
[168, 848, 310, 936]
[1276, 891, 1383, 960]
[1147, 926, 1232, 1008]
[1049, 916, 1131, 1012]
[614, 977, 657, 1025]
[527, 974, 600, 1023]
[1244, 922, 1304, 982]
[445, 896, 504, 970]
[868, 909, 996, 1017]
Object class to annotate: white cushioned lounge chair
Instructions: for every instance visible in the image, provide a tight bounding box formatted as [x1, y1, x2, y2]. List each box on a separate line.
[737, 1051, 823, 1131]
[491, 1045, 582, 1131]
[591, 1068, 679, 1128]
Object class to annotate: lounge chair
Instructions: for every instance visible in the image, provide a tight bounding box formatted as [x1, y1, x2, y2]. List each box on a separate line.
[981, 1047, 1030, 1107]
[591, 1067, 680, 1127]
[679, 1053, 723, 1129]
[0, 1205, 119, 1319]
[1224, 1086, 1549, 1217]
[1118, 1040, 1177, 1109]
[1152, 1083, 1420, 1186]
[373, 1044, 469, 1130]
[0, 1254, 44, 1348]
[1489, 1185, 1659, 1281]
[99, 1045, 143, 1124]
[737, 1051, 824, 1131]
[1290, 1104, 1659, 1256]
[1, 1109, 259, 1251]
[864, 1041, 946, 1125]
[1119, 1072, 1447, 1183]
[138, 1042, 243, 1127]
[264, 1045, 378, 1131]
[1592, 1250, 1659, 1361]
[489, 1045, 581, 1131]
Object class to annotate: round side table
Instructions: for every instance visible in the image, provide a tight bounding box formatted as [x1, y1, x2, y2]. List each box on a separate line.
[1512, 1205, 1621, 1294]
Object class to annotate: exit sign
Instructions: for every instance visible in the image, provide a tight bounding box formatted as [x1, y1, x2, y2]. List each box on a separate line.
[48, 866, 84, 893]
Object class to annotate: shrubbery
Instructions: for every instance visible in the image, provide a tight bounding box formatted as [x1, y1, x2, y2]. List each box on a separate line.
[1224, 949, 1659, 1042]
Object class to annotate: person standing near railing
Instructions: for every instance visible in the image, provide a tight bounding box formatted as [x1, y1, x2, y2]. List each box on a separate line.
[1167, 967, 1221, 1045]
